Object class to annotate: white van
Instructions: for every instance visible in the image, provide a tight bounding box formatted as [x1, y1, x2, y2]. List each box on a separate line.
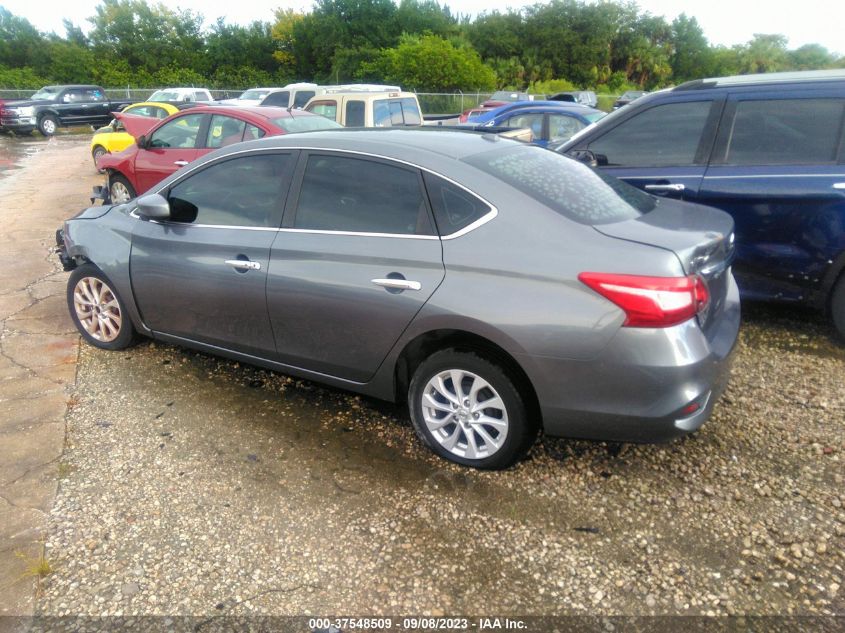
[304, 89, 422, 127]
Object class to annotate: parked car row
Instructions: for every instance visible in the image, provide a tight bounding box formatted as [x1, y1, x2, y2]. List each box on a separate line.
[52, 69, 843, 472]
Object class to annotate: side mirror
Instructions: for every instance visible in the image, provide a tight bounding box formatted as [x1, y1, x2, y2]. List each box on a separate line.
[135, 134, 147, 149]
[136, 194, 171, 220]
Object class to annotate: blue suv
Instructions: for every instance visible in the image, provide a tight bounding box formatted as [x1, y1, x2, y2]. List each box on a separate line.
[559, 70, 845, 338]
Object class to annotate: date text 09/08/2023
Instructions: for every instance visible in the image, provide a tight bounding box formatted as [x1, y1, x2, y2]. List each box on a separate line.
[309, 617, 528, 630]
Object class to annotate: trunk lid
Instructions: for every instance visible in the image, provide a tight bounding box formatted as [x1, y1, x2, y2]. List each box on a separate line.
[593, 198, 735, 331]
[113, 111, 161, 139]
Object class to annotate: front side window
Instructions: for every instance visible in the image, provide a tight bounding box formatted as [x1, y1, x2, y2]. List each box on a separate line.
[723, 98, 845, 165]
[206, 115, 247, 149]
[262, 91, 289, 107]
[167, 154, 293, 227]
[294, 154, 433, 235]
[62, 89, 84, 103]
[149, 113, 204, 149]
[423, 173, 492, 235]
[293, 91, 315, 108]
[505, 113, 544, 137]
[194, 91, 210, 102]
[588, 101, 712, 167]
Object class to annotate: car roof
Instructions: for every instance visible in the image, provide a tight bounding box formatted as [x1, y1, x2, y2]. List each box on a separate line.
[218, 128, 524, 164]
[674, 69, 845, 91]
[176, 105, 317, 119]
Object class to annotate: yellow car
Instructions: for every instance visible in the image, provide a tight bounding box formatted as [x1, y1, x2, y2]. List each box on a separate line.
[90, 102, 180, 172]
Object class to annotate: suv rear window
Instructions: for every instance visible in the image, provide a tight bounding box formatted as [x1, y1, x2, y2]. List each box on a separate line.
[723, 98, 845, 165]
[464, 145, 646, 225]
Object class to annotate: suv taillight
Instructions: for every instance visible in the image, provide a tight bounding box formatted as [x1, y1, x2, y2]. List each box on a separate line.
[578, 273, 709, 328]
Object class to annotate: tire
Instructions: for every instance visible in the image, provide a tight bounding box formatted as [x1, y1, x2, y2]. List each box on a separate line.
[109, 173, 136, 204]
[832, 274, 845, 341]
[38, 114, 58, 136]
[92, 146, 107, 173]
[67, 263, 136, 350]
[408, 350, 537, 469]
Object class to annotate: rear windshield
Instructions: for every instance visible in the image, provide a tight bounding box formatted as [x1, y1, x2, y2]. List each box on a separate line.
[463, 145, 649, 225]
[270, 115, 343, 133]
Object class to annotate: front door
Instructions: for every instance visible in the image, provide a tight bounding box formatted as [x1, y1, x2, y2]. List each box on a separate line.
[130, 152, 296, 356]
[584, 99, 722, 202]
[134, 112, 207, 194]
[267, 152, 445, 382]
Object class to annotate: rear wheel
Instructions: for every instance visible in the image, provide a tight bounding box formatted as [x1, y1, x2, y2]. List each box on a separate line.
[92, 146, 107, 173]
[67, 264, 136, 350]
[408, 350, 536, 469]
[832, 274, 845, 341]
[109, 173, 136, 204]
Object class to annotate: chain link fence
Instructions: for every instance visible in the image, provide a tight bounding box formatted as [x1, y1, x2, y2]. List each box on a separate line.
[1, 88, 620, 113]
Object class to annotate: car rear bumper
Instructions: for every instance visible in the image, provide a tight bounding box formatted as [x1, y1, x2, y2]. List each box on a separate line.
[526, 276, 740, 443]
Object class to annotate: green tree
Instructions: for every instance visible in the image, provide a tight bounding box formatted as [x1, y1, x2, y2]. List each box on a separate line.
[362, 33, 496, 91]
[788, 44, 836, 70]
[670, 14, 712, 83]
[739, 34, 788, 74]
[88, 0, 204, 75]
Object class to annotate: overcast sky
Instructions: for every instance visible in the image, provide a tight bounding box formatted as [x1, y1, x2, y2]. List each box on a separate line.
[3, 0, 843, 56]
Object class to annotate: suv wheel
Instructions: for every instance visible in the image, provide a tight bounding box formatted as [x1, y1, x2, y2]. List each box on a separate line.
[38, 114, 58, 136]
[408, 350, 536, 469]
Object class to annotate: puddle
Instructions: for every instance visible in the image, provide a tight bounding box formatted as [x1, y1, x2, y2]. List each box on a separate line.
[0, 130, 94, 181]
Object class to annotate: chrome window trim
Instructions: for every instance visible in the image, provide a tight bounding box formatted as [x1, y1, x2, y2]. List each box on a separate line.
[704, 173, 845, 179]
[152, 145, 499, 239]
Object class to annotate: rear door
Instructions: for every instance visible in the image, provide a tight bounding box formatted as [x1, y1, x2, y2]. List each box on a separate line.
[266, 152, 445, 382]
[583, 97, 723, 201]
[133, 112, 207, 194]
[700, 89, 845, 301]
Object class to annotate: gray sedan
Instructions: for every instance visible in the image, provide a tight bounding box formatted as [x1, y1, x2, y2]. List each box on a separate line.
[58, 129, 740, 469]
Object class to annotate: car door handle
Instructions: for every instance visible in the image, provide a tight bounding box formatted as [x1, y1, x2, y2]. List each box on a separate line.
[174, 160, 189, 166]
[644, 183, 685, 193]
[833, 183, 845, 190]
[371, 278, 422, 291]
[225, 259, 261, 271]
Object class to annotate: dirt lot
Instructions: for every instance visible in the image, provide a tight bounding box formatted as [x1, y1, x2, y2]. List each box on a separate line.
[1, 135, 843, 622]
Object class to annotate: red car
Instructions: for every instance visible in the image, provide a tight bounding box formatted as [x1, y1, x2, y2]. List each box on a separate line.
[96, 105, 341, 203]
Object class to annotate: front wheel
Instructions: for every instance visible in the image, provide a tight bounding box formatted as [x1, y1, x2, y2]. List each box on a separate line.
[832, 274, 845, 342]
[38, 115, 58, 136]
[109, 173, 136, 204]
[408, 350, 537, 469]
[92, 146, 107, 173]
[67, 264, 136, 350]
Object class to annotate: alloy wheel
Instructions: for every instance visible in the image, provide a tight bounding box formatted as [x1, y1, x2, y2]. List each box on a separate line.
[420, 369, 509, 460]
[110, 181, 132, 204]
[72, 276, 122, 342]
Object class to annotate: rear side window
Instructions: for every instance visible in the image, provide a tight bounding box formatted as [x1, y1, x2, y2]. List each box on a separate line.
[723, 98, 845, 165]
[464, 145, 644, 225]
[423, 173, 492, 235]
[167, 154, 292, 227]
[206, 115, 246, 149]
[346, 101, 365, 127]
[294, 154, 433, 235]
[588, 101, 712, 167]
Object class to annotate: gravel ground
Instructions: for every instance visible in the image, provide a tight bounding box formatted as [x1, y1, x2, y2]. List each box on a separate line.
[36, 298, 844, 617]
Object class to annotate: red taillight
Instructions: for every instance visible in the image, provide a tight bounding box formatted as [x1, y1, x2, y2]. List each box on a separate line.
[578, 273, 710, 328]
